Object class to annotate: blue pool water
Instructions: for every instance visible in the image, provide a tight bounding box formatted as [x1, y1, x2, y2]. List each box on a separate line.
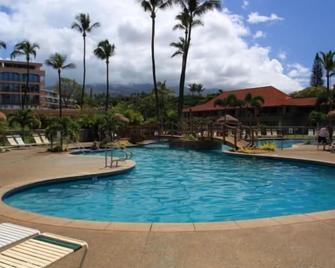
[4, 143, 335, 223]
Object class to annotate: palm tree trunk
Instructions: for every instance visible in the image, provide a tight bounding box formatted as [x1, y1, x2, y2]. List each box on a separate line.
[24, 58, 30, 110]
[81, 33, 86, 110]
[178, 25, 192, 127]
[58, 70, 62, 118]
[105, 60, 110, 112]
[151, 14, 160, 127]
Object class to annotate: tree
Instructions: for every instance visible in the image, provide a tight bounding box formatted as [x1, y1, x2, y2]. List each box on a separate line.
[244, 93, 264, 126]
[309, 111, 326, 128]
[10, 41, 40, 109]
[8, 109, 41, 133]
[139, 0, 173, 125]
[188, 83, 205, 96]
[311, 53, 324, 87]
[172, 0, 221, 124]
[53, 78, 81, 107]
[46, 117, 79, 151]
[71, 13, 101, 110]
[319, 51, 335, 108]
[214, 94, 237, 120]
[94, 40, 116, 111]
[45, 53, 75, 118]
[0, 41, 6, 49]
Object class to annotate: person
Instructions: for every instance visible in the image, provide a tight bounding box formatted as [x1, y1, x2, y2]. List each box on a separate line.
[317, 126, 329, 151]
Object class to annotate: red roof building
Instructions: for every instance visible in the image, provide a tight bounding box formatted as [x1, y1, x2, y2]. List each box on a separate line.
[184, 86, 317, 126]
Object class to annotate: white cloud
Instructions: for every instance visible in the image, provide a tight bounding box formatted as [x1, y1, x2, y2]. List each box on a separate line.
[253, 30, 266, 39]
[247, 12, 284, 24]
[278, 51, 287, 61]
[287, 63, 310, 86]
[0, 0, 303, 92]
[241, 0, 249, 9]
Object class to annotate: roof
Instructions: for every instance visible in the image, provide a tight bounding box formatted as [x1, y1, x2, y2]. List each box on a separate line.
[185, 86, 317, 112]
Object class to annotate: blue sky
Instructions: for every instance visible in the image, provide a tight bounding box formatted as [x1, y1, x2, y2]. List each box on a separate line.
[226, 0, 334, 67]
[0, 0, 333, 91]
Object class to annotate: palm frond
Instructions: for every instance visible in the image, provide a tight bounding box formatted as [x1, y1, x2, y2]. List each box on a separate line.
[71, 22, 83, 33]
[0, 41, 6, 49]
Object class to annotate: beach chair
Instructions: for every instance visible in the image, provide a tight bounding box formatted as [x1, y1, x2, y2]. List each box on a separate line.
[6, 136, 18, 147]
[0, 223, 39, 250]
[266, 129, 272, 136]
[0, 231, 88, 268]
[272, 130, 278, 137]
[33, 133, 44, 145]
[39, 134, 50, 145]
[13, 135, 32, 147]
[257, 130, 262, 137]
[308, 129, 315, 137]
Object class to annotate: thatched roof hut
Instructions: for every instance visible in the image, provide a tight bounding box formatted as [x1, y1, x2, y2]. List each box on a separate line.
[0, 112, 6, 122]
[327, 110, 335, 121]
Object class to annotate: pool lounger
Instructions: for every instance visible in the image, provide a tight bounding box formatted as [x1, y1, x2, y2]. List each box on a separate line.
[0, 232, 88, 268]
[0, 223, 40, 250]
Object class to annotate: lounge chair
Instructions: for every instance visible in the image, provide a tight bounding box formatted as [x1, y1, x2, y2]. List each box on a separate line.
[0, 223, 39, 250]
[272, 130, 278, 137]
[266, 129, 272, 136]
[257, 130, 262, 137]
[39, 134, 50, 145]
[0, 230, 88, 268]
[13, 135, 33, 147]
[6, 136, 18, 147]
[308, 129, 315, 137]
[33, 133, 44, 145]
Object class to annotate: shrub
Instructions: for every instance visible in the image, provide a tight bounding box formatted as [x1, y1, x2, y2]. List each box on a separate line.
[259, 142, 276, 151]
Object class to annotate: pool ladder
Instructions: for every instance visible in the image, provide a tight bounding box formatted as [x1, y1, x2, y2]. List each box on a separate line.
[105, 148, 133, 168]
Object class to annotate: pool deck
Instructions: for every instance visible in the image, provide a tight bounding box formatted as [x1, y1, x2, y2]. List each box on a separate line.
[1, 146, 335, 267]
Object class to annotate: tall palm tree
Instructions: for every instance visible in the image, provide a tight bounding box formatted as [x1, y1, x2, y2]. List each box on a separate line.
[10, 41, 40, 109]
[319, 51, 335, 109]
[45, 53, 75, 118]
[173, 0, 221, 124]
[188, 83, 205, 95]
[214, 94, 237, 120]
[8, 109, 41, 134]
[0, 41, 6, 49]
[71, 13, 100, 110]
[94, 40, 116, 112]
[139, 0, 173, 125]
[244, 93, 264, 126]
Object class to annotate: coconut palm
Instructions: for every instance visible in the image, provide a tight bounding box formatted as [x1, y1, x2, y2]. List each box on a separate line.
[10, 41, 40, 109]
[244, 93, 264, 126]
[139, 0, 173, 124]
[214, 94, 238, 120]
[94, 40, 116, 111]
[172, 0, 221, 124]
[188, 83, 205, 95]
[71, 13, 100, 110]
[0, 41, 6, 49]
[8, 109, 41, 134]
[45, 53, 75, 118]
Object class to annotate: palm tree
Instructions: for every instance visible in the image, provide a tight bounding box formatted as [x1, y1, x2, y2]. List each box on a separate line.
[172, 0, 221, 124]
[244, 93, 264, 126]
[45, 53, 75, 118]
[8, 110, 41, 135]
[71, 13, 101, 110]
[94, 40, 116, 111]
[319, 51, 335, 109]
[214, 94, 237, 120]
[11, 41, 40, 109]
[139, 0, 173, 124]
[0, 41, 6, 49]
[188, 83, 205, 95]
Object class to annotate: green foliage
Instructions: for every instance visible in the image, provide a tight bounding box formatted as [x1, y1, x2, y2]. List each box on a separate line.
[309, 111, 327, 125]
[53, 78, 81, 107]
[0, 121, 7, 135]
[259, 142, 276, 151]
[311, 53, 324, 87]
[291, 86, 327, 98]
[183, 134, 198, 141]
[8, 110, 41, 132]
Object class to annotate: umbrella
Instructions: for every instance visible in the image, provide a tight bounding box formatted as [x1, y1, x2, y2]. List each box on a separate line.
[0, 112, 6, 122]
[115, 113, 130, 124]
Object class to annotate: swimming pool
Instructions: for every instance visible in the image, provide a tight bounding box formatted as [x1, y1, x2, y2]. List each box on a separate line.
[4, 143, 335, 223]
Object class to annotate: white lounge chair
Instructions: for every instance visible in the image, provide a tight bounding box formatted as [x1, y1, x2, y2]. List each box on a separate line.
[272, 130, 278, 137]
[257, 130, 262, 137]
[308, 129, 315, 137]
[13, 135, 33, 147]
[39, 134, 50, 145]
[33, 133, 44, 145]
[0, 223, 40, 250]
[266, 129, 272, 136]
[0, 228, 88, 268]
[6, 136, 18, 147]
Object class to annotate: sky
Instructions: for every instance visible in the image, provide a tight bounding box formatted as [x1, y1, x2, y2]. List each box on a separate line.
[0, 0, 333, 93]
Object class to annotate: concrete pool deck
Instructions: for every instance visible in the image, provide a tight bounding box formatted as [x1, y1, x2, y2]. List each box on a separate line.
[1, 146, 335, 267]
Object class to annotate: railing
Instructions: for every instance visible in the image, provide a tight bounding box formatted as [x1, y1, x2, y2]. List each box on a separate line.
[104, 147, 133, 168]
